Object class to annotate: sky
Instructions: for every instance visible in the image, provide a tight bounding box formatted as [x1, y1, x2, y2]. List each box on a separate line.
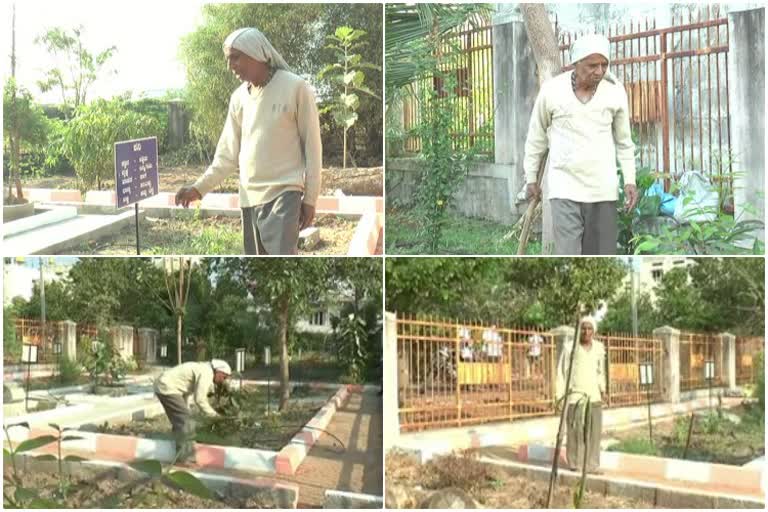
[3, 0, 206, 102]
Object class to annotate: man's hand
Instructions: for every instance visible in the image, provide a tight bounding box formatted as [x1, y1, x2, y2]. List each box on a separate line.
[299, 203, 316, 231]
[175, 186, 202, 208]
[526, 183, 542, 202]
[623, 184, 639, 212]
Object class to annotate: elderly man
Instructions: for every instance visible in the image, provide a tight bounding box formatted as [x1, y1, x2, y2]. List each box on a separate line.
[556, 317, 606, 473]
[524, 34, 638, 255]
[175, 28, 322, 255]
[154, 359, 232, 464]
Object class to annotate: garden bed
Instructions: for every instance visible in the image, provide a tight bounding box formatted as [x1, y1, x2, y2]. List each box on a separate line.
[606, 403, 765, 465]
[385, 451, 655, 509]
[96, 388, 325, 452]
[68, 213, 356, 255]
[385, 208, 541, 255]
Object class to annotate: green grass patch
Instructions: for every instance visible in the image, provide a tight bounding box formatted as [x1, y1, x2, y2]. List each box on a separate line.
[608, 405, 764, 465]
[385, 209, 541, 255]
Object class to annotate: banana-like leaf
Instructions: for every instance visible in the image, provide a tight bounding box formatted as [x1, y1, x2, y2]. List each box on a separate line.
[129, 459, 163, 477]
[34, 454, 57, 461]
[15, 435, 57, 453]
[165, 471, 213, 500]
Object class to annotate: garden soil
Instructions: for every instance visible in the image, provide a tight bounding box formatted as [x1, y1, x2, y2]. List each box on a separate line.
[385, 451, 655, 509]
[23, 166, 382, 197]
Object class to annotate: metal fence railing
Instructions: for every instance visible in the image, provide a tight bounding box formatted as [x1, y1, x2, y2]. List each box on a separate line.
[603, 332, 664, 407]
[735, 336, 764, 386]
[679, 331, 725, 391]
[402, 20, 495, 157]
[397, 314, 555, 432]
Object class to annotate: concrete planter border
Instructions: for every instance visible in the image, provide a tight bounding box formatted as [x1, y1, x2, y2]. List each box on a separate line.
[5, 384, 356, 477]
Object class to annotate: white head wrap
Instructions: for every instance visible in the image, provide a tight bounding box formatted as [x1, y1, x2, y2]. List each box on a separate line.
[570, 34, 611, 65]
[211, 359, 232, 376]
[223, 28, 291, 71]
[580, 316, 598, 332]
[569, 34, 619, 84]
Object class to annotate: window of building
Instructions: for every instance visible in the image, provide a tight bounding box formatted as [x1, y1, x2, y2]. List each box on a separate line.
[310, 311, 326, 326]
[652, 269, 663, 282]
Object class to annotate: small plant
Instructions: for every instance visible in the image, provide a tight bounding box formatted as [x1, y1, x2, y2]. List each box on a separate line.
[422, 451, 499, 501]
[82, 331, 130, 387]
[57, 357, 83, 386]
[318, 26, 381, 169]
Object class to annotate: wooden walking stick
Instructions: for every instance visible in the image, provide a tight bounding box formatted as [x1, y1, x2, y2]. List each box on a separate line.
[517, 152, 548, 255]
[546, 312, 583, 508]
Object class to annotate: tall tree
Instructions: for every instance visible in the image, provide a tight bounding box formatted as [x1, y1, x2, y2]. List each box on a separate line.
[600, 288, 658, 334]
[213, 258, 330, 410]
[34, 26, 116, 115]
[156, 258, 195, 366]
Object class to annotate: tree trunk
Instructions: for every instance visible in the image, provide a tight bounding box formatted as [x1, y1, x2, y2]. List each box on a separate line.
[176, 313, 183, 365]
[277, 293, 290, 411]
[517, 4, 562, 255]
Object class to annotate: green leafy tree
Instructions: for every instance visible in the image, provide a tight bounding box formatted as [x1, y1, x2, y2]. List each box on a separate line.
[62, 98, 164, 192]
[212, 258, 332, 410]
[600, 288, 659, 334]
[3, 306, 21, 362]
[654, 267, 713, 331]
[3, 78, 49, 202]
[14, 279, 71, 322]
[34, 26, 116, 115]
[318, 26, 381, 168]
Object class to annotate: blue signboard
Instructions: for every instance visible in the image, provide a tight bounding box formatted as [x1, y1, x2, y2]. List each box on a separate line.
[114, 137, 159, 207]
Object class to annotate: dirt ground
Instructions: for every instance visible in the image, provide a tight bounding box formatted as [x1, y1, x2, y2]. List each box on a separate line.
[3, 469, 280, 508]
[69, 213, 356, 256]
[22, 165, 382, 197]
[386, 451, 656, 509]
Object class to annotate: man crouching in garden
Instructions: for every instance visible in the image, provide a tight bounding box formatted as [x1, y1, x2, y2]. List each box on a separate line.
[556, 316, 606, 473]
[154, 359, 232, 465]
[175, 27, 322, 255]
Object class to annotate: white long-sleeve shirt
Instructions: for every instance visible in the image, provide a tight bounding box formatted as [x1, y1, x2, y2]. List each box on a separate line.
[556, 340, 607, 404]
[154, 361, 219, 417]
[523, 71, 636, 202]
[193, 69, 323, 207]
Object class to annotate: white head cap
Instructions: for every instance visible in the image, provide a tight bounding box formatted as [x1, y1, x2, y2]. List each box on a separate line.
[211, 359, 232, 376]
[580, 316, 598, 332]
[223, 28, 291, 71]
[570, 34, 611, 65]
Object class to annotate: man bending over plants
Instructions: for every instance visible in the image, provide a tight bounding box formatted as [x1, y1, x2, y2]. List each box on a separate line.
[175, 27, 322, 255]
[556, 316, 606, 473]
[154, 359, 232, 465]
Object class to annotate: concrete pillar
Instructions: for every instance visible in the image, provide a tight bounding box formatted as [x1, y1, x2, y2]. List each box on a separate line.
[719, 332, 737, 391]
[383, 312, 400, 451]
[138, 328, 159, 364]
[654, 326, 681, 403]
[59, 320, 77, 362]
[550, 325, 576, 398]
[167, 99, 189, 150]
[728, 8, 765, 243]
[111, 325, 134, 360]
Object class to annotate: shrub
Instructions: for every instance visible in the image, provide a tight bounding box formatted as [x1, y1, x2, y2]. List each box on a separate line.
[422, 452, 500, 500]
[82, 331, 131, 386]
[3, 307, 21, 362]
[57, 357, 83, 385]
[606, 437, 657, 456]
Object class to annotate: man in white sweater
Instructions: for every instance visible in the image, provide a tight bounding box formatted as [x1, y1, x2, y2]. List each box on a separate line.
[524, 34, 639, 255]
[556, 317, 606, 473]
[154, 359, 232, 464]
[175, 28, 322, 255]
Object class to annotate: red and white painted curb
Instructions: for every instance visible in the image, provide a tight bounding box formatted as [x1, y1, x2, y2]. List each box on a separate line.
[517, 443, 765, 497]
[4, 384, 359, 476]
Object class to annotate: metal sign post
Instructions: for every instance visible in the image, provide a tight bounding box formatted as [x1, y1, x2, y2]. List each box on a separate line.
[114, 137, 159, 255]
[235, 348, 245, 391]
[639, 362, 654, 444]
[705, 360, 715, 410]
[22, 344, 38, 412]
[264, 346, 271, 415]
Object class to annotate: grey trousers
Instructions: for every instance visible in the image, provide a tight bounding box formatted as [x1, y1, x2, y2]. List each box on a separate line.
[566, 401, 603, 472]
[156, 393, 196, 463]
[550, 199, 618, 255]
[242, 190, 302, 255]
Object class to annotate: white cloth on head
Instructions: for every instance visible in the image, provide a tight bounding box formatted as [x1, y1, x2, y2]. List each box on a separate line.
[570, 34, 611, 65]
[211, 359, 232, 376]
[580, 316, 598, 332]
[223, 28, 291, 71]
